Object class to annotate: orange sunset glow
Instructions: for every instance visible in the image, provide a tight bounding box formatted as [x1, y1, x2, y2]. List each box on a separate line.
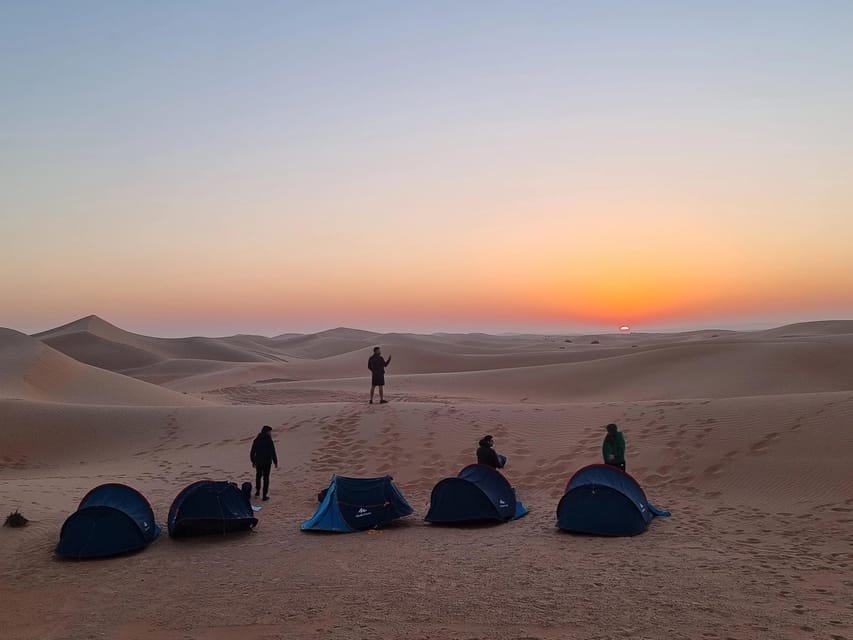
[2, 4, 852, 337]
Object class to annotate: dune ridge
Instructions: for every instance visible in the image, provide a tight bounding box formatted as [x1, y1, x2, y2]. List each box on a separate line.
[34, 315, 284, 371]
[0, 329, 204, 406]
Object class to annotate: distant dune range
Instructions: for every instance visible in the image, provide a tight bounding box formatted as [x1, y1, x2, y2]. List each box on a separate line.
[25, 315, 853, 402]
[1, 316, 851, 639]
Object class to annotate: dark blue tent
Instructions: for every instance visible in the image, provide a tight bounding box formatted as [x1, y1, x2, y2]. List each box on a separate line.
[56, 483, 160, 559]
[301, 475, 413, 532]
[168, 481, 257, 537]
[425, 464, 529, 524]
[557, 464, 668, 536]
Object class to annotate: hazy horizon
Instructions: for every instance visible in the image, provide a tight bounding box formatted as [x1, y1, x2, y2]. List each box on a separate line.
[3, 3, 852, 335]
[8, 311, 851, 340]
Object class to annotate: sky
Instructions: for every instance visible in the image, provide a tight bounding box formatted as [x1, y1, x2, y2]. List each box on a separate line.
[2, 1, 852, 337]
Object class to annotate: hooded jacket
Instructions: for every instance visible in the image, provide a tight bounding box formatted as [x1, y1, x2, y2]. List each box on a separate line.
[602, 429, 626, 465]
[476, 438, 503, 469]
[251, 431, 278, 467]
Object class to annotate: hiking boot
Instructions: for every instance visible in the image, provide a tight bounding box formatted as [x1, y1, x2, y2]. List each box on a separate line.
[380, 399, 389, 404]
[262, 495, 270, 501]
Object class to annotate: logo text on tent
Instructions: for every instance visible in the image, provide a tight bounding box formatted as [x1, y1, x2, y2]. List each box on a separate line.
[355, 507, 372, 518]
[498, 499, 508, 507]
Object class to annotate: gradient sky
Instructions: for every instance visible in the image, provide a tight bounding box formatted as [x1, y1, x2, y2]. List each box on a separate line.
[2, 2, 852, 337]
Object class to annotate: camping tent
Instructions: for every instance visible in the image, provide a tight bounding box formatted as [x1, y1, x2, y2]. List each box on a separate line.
[168, 480, 257, 537]
[425, 464, 529, 524]
[556, 464, 668, 536]
[56, 483, 160, 559]
[301, 475, 413, 532]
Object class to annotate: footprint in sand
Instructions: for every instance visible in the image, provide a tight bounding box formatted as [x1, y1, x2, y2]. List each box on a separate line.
[749, 432, 781, 455]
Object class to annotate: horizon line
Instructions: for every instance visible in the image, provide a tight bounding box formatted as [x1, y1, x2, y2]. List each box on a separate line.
[15, 313, 853, 341]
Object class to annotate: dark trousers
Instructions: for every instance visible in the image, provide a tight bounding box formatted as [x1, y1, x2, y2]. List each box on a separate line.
[255, 462, 272, 497]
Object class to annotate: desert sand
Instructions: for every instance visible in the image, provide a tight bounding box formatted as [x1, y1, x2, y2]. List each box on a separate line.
[1, 316, 851, 640]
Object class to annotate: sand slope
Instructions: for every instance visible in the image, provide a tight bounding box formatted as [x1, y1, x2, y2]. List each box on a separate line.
[195, 335, 853, 405]
[35, 315, 282, 371]
[0, 329, 204, 406]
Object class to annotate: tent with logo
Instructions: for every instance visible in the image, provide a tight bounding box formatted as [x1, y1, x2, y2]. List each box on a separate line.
[301, 475, 414, 532]
[425, 464, 529, 524]
[56, 483, 160, 559]
[556, 464, 670, 536]
[168, 480, 257, 537]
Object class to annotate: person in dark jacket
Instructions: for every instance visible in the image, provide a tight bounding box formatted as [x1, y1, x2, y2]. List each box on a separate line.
[368, 346, 392, 404]
[602, 423, 626, 470]
[476, 435, 506, 469]
[250, 425, 278, 501]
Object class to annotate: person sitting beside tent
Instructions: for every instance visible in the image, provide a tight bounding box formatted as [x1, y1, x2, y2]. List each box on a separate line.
[602, 423, 626, 471]
[476, 435, 506, 469]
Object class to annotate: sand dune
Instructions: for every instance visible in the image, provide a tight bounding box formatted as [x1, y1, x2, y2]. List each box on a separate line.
[0, 329, 204, 406]
[147, 343, 636, 393]
[122, 358, 252, 387]
[407, 337, 853, 401]
[745, 319, 853, 338]
[194, 335, 853, 405]
[2, 318, 852, 639]
[35, 315, 280, 371]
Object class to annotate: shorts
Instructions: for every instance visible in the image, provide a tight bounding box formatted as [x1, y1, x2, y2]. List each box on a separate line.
[371, 374, 385, 387]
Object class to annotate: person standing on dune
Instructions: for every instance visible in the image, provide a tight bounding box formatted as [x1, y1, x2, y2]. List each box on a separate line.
[368, 346, 392, 404]
[602, 423, 626, 471]
[250, 425, 278, 501]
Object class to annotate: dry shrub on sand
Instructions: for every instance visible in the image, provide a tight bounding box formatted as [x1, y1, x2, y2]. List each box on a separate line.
[4, 510, 28, 528]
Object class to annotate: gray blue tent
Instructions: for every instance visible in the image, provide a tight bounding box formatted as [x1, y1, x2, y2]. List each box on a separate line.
[56, 483, 160, 558]
[301, 475, 413, 532]
[556, 464, 670, 536]
[425, 464, 529, 524]
[168, 481, 257, 537]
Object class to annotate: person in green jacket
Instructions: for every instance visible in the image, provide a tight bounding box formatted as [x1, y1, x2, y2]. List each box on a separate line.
[602, 423, 626, 471]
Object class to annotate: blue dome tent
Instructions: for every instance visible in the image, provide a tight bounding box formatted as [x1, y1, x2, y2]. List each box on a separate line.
[556, 464, 670, 536]
[168, 480, 257, 537]
[56, 483, 160, 559]
[425, 464, 529, 524]
[301, 475, 414, 533]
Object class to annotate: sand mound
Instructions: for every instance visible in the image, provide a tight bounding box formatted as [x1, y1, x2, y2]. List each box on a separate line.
[0, 329, 205, 406]
[749, 319, 853, 338]
[38, 331, 164, 371]
[121, 358, 252, 387]
[403, 338, 853, 401]
[35, 315, 280, 371]
[269, 333, 377, 359]
[242, 337, 853, 404]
